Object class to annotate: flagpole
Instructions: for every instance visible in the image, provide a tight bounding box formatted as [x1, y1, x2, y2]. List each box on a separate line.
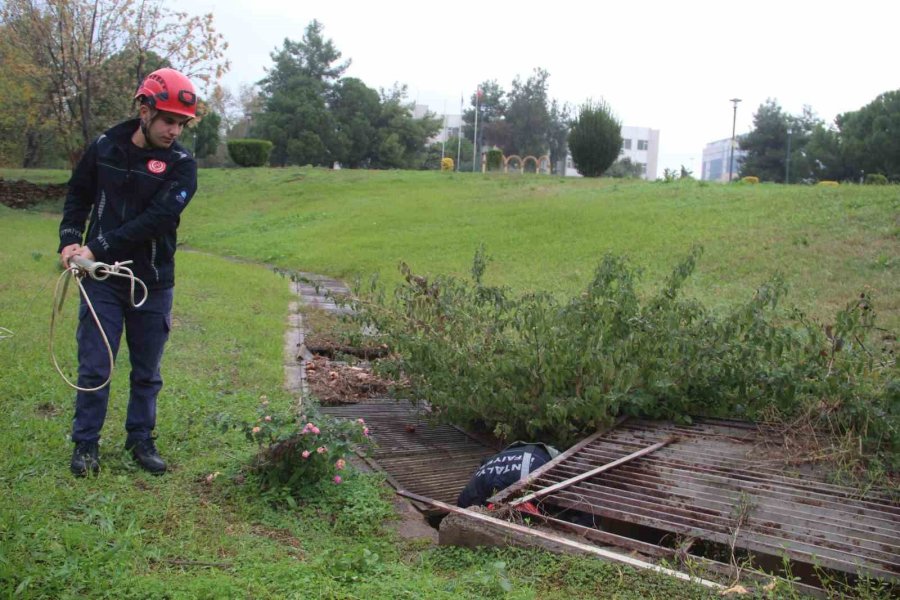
[456, 93, 463, 171]
[441, 100, 447, 161]
[472, 89, 479, 172]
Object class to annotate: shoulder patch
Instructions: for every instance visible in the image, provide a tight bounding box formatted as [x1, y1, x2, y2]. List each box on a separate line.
[147, 159, 167, 174]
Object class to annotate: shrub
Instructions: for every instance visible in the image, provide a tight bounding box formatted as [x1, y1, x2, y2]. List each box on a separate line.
[486, 149, 503, 171]
[441, 157, 454, 171]
[864, 173, 888, 185]
[227, 139, 273, 167]
[348, 248, 898, 469]
[214, 395, 372, 499]
[567, 100, 623, 177]
[817, 180, 839, 187]
[741, 176, 760, 184]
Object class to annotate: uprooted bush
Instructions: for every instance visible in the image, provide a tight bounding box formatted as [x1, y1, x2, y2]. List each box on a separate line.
[346, 246, 898, 471]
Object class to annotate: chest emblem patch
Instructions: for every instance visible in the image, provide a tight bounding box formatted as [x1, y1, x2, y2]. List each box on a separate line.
[147, 159, 167, 174]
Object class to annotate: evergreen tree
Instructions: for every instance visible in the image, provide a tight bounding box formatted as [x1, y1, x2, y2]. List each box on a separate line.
[192, 110, 221, 159]
[837, 90, 900, 180]
[739, 100, 821, 183]
[252, 21, 347, 166]
[567, 100, 622, 177]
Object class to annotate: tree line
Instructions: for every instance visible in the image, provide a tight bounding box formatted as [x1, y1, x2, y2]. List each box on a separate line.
[739, 93, 900, 183]
[248, 21, 441, 169]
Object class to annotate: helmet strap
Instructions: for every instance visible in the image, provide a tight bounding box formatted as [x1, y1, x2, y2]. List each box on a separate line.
[139, 106, 163, 149]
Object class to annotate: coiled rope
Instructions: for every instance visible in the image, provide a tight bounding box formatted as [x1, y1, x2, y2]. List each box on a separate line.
[50, 256, 148, 391]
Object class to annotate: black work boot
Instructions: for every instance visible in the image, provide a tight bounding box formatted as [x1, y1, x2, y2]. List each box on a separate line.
[126, 438, 167, 475]
[71, 441, 100, 477]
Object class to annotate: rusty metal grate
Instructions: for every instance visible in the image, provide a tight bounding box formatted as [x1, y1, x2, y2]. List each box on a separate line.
[492, 418, 900, 584]
[320, 399, 500, 511]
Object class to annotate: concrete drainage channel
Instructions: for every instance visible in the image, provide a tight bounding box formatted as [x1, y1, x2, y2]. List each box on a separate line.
[285, 273, 499, 543]
[285, 275, 900, 595]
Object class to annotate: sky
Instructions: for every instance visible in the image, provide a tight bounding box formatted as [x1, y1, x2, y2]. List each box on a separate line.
[194, 0, 898, 176]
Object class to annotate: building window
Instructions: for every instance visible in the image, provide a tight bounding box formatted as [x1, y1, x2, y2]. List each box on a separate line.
[639, 162, 647, 174]
[637, 140, 649, 151]
[623, 139, 632, 150]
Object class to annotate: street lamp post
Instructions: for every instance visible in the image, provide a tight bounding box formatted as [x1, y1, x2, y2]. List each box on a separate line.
[785, 126, 793, 184]
[728, 98, 742, 182]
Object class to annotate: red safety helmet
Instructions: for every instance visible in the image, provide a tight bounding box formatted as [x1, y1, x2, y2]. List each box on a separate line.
[134, 68, 197, 119]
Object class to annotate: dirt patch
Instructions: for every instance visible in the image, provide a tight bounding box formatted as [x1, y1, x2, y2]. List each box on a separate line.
[304, 354, 399, 405]
[0, 178, 68, 209]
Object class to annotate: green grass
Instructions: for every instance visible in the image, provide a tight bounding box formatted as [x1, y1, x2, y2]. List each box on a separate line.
[182, 168, 899, 330]
[2, 168, 896, 598]
[0, 201, 721, 598]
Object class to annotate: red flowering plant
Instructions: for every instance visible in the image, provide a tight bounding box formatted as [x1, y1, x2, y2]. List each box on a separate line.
[241, 395, 372, 495]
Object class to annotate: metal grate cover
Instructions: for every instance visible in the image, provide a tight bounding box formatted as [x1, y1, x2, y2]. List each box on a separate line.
[492, 418, 900, 583]
[321, 399, 500, 510]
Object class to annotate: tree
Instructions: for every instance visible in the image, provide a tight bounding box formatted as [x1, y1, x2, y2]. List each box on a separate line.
[462, 79, 506, 152]
[1, 0, 229, 165]
[252, 21, 348, 166]
[837, 90, 900, 180]
[0, 23, 60, 167]
[547, 99, 572, 174]
[567, 100, 622, 177]
[192, 109, 220, 159]
[330, 77, 380, 168]
[370, 84, 441, 169]
[738, 100, 821, 183]
[805, 123, 852, 182]
[505, 68, 552, 157]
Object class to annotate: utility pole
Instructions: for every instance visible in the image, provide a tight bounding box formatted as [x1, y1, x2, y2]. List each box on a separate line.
[728, 98, 742, 182]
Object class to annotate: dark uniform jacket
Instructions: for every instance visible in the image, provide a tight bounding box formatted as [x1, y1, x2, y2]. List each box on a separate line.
[457, 443, 553, 508]
[58, 118, 197, 290]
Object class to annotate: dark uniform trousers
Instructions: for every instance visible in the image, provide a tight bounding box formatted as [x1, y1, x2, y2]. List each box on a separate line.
[72, 277, 173, 445]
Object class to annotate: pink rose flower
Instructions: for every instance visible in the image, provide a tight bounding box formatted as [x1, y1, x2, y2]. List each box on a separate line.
[301, 450, 310, 459]
[363, 427, 370, 437]
[317, 446, 326, 454]
[264, 415, 272, 422]
[333, 475, 342, 484]
[335, 459, 346, 470]
[357, 418, 365, 424]
[251, 426, 261, 434]
[311, 426, 320, 435]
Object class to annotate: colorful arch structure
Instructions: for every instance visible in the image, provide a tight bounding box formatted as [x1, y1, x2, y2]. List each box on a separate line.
[501, 154, 552, 174]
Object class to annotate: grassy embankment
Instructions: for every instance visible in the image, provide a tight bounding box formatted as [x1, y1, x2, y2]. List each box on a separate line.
[183, 168, 898, 330]
[1, 167, 896, 597]
[0, 173, 719, 598]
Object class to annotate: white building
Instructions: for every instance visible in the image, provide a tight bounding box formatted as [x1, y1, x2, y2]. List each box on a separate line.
[701, 138, 747, 182]
[565, 125, 660, 179]
[412, 104, 462, 144]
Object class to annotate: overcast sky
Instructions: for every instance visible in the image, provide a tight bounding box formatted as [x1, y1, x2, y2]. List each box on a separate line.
[195, 0, 898, 176]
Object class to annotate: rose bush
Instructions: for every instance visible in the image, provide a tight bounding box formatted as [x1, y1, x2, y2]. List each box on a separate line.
[237, 396, 372, 495]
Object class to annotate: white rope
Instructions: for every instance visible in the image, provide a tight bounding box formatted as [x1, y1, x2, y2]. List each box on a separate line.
[50, 258, 149, 392]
